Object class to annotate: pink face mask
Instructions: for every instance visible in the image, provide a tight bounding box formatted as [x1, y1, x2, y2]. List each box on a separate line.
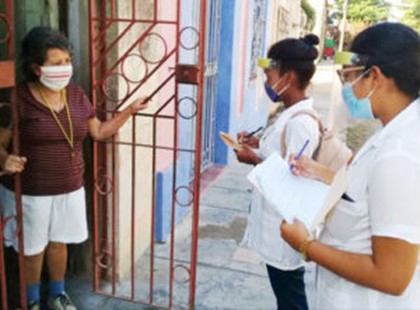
[39, 65, 73, 91]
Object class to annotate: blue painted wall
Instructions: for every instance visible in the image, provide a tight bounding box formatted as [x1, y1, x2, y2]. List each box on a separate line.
[214, 0, 234, 165]
[155, 154, 191, 242]
[154, 0, 201, 242]
[214, 0, 271, 165]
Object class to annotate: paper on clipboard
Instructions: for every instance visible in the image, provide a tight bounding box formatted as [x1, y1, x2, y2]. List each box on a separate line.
[219, 131, 242, 150]
[247, 153, 347, 231]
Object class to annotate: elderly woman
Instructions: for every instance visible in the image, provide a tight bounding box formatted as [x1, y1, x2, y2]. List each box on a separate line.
[282, 22, 420, 309]
[0, 26, 148, 309]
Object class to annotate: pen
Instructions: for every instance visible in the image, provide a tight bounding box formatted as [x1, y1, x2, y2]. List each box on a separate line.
[245, 126, 264, 138]
[290, 139, 310, 171]
[342, 192, 355, 202]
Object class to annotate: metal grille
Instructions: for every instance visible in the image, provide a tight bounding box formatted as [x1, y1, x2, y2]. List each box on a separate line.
[88, 1, 207, 308]
[200, 0, 221, 172]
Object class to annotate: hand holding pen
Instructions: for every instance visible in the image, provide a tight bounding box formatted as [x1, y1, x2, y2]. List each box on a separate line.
[245, 126, 264, 138]
[288, 139, 335, 184]
[237, 126, 263, 148]
[289, 139, 310, 171]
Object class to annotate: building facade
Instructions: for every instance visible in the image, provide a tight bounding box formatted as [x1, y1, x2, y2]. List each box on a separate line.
[1, 0, 315, 307]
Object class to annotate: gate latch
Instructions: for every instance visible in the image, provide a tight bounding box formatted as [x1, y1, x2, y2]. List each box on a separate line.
[175, 64, 200, 85]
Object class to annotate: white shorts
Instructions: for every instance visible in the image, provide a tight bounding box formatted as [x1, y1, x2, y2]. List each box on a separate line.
[0, 185, 88, 256]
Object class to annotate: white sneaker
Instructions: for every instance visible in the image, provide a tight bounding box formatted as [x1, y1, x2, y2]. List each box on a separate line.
[47, 292, 77, 310]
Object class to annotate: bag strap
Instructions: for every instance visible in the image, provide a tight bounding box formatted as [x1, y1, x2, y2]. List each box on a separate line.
[280, 109, 324, 159]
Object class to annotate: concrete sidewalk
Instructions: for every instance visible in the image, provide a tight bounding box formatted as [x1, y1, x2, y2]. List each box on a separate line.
[67, 161, 310, 310]
[66, 62, 378, 309]
[181, 161, 316, 309]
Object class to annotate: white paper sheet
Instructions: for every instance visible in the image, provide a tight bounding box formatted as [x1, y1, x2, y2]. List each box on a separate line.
[247, 153, 347, 231]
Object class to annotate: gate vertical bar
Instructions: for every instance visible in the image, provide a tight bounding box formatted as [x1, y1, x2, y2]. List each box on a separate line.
[189, 1, 207, 308]
[130, 115, 136, 299]
[11, 89, 27, 310]
[99, 2, 113, 294]
[148, 0, 161, 303]
[88, 0, 100, 292]
[149, 115, 157, 305]
[6, 0, 27, 307]
[168, 0, 181, 308]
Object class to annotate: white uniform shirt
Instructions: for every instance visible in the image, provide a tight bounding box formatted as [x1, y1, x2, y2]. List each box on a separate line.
[317, 98, 420, 309]
[242, 98, 320, 270]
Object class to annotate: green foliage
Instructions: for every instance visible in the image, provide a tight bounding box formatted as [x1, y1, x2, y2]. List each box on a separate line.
[302, 0, 316, 31]
[336, 0, 390, 24]
[401, 0, 420, 32]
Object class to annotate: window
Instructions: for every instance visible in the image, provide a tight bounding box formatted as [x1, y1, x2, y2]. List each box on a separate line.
[249, 0, 266, 80]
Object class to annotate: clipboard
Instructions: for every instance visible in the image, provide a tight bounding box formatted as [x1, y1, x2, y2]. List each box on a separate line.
[247, 153, 347, 231]
[219, 131, 242, 150]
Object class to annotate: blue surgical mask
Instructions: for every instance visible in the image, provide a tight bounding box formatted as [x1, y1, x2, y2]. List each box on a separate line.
[264, 79, 289, 102]
[341, 70, 375, 119]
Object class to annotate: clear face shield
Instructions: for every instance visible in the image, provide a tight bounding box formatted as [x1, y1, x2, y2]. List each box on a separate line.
[257, 58, 289, 103]
[334, 51, 376, 119]
[257, 58, 279, 70]
[334, 51, 369, 84]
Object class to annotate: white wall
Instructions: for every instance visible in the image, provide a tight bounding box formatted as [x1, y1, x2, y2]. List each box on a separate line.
[113, 0, 170, 278]
[267, 0, 302, 43]
[308, 0, 328, 40]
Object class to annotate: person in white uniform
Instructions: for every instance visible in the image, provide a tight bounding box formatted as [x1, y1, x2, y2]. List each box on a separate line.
[281, 22, 420, 309]
[234, 34, 321, 310]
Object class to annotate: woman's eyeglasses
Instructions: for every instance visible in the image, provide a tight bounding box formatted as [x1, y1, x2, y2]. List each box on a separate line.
[336, 66, 366, 84]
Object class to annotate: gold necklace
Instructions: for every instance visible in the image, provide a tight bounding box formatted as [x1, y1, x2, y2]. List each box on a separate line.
[38, 85, 75, 159]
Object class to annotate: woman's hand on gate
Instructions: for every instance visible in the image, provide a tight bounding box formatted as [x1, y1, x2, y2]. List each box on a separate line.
[2, 154, 27, 174]
[129, 97, 149, 114]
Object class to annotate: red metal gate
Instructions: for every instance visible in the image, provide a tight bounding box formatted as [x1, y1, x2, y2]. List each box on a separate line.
[0, 1, 27, 309]
[88, 1, 206, 308]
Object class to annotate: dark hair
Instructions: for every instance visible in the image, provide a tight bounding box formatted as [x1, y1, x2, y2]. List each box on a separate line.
[350, 22, 420, 98]
[20, 26, 72, 82]
[267, 34, 319, 89]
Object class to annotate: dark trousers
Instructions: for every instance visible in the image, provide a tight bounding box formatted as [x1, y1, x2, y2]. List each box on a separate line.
[266, 264, 308, 310]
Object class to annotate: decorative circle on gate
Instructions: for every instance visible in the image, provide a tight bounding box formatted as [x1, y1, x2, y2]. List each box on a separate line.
[139, 33, 168, 65]
[0, 14, 11, 44]
[121, 53, 148, 83]
[2, 215, 19, 242]
[101, 72, 130, 103]
[179, 26, 200, 51]
[94, 173, 114, 196]
[173, 264, 191, 284]
[175, 185, 194, 207]
[177, 97, 197, 120]
[96, 249, 113, 269]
